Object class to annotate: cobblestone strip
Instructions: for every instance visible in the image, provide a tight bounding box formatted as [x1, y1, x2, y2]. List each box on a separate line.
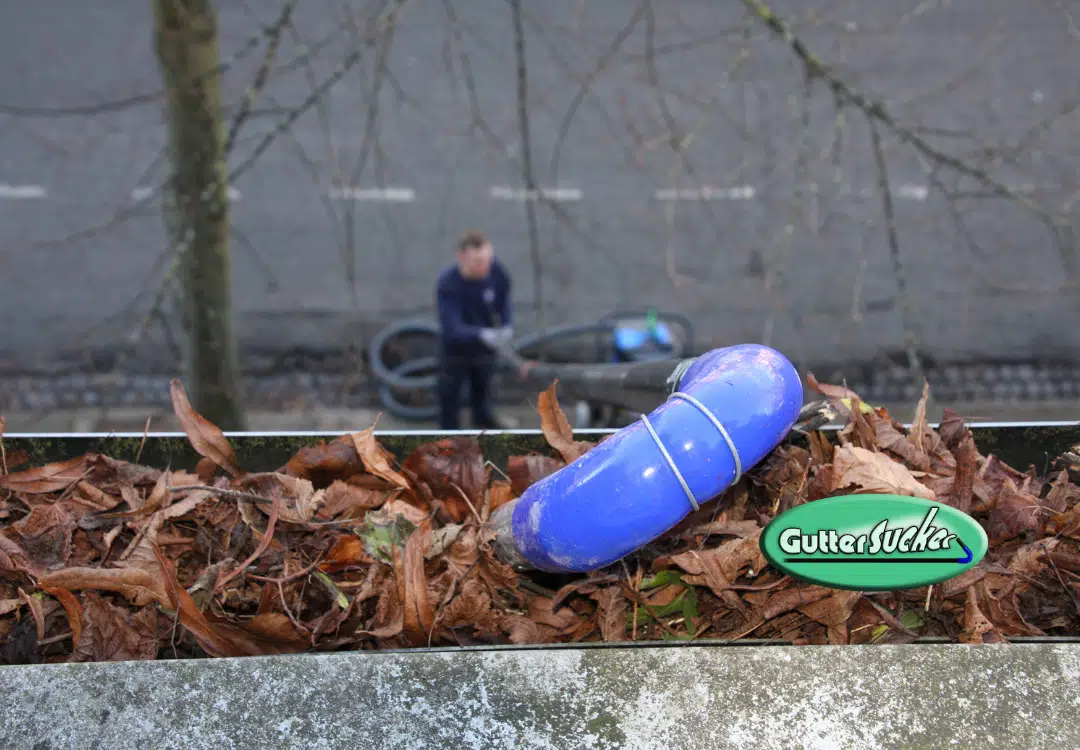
[3, 361, 1080, 412]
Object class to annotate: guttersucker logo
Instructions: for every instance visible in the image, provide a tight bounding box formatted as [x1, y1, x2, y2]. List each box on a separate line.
[760, 494, 988, 591]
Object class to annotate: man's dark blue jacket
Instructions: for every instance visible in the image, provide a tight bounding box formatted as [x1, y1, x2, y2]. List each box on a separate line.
[435, 258, 512, 360]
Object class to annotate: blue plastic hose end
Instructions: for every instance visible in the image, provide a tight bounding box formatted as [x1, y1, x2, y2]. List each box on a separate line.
[507, 343, 804, 573]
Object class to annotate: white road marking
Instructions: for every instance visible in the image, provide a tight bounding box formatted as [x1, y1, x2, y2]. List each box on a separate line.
[328, 186, 415, 202]
[131, 186, 241, 201]
[654, 185, 756, 201]
[0, 184, 46, 199]
[489, 186, 582, 202]
[895, 184, 928, 200]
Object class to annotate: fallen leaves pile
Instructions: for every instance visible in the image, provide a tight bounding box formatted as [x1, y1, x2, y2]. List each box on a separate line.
[3, 375, 1080, 664]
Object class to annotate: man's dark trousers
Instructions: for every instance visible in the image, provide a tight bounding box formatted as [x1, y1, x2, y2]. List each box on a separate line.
[437, 353, 500, 430]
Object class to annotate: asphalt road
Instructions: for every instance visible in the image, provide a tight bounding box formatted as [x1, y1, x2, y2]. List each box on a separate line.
[0, 0, 1078, 377]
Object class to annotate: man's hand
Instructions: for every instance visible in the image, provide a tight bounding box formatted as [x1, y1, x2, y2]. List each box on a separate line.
[479, 326, 514, 350]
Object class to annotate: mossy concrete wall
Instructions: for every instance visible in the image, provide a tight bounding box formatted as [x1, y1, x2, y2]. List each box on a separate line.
[2, 644, 1078, 749]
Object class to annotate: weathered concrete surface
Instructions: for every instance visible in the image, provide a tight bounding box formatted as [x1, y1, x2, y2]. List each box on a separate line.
[1, 0, 1079, 371]
[2, 644, 1078, 749]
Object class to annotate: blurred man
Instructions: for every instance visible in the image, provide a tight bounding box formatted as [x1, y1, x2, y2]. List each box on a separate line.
[435, 230, 514, 430]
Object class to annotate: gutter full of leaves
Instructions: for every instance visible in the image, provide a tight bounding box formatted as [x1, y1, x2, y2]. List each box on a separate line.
[3, 375, 1080, 664]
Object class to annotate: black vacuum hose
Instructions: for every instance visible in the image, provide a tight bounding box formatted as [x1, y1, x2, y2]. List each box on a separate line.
[368, 315, 695, 421]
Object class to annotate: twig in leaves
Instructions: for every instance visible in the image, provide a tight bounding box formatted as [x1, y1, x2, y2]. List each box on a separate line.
[1044, 544, 1080, 617]
[214, 492, 281, 594]
[248, 552, 327, 585]
[449, 482, 483, 524]
[169, 485, 275, 505]
[135, 415, 152, 465]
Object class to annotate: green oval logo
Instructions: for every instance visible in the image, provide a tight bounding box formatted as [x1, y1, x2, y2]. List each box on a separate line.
[760, 494, 988, 591]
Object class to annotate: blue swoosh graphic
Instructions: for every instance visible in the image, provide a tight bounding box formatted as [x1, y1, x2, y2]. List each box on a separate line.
[956, 540, 972, 564]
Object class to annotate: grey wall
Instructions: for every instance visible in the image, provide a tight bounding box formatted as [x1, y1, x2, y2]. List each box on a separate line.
[0, 0, 1077, 374]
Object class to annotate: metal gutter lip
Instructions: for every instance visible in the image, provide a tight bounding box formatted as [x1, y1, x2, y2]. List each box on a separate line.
[5, 420, 1080, 440]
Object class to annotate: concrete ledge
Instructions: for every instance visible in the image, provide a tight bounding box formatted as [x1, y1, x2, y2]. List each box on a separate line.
[2, 644, 1078, 749]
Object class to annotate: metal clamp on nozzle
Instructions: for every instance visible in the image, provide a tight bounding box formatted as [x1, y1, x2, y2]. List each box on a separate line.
[666, 357, 697, 395]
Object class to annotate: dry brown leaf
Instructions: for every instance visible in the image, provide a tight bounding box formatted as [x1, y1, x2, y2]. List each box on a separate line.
[507, 454, 564, 495]
[444, 527, 481, 577]
[426, 525, 463, 560]
[527, 596, 580, 631]
[805, 373, 863, 408]
[237, 473, 324, 523]
[938, 408, 970, 448]
[798, 589, 862, 628]
[358, 583, 405, 641]
[72, 593, 158, 662]
[941, 564, 989, 598]
[40, 585, 84, 648]
[1049, 504, 1080, 540]
[206, 613, 309, 656]
[959, 587, 1007, 644]
[169, 379, 243, 478]
[319, 536, 373, 573]
[1045, 470, 1080, 514]
[5, 504, 76, 569]
[987, 478, 1043, 546]
[501, 614, 554, 644]
[976, 581, 1044, 637]
[278, 436, 367, 485]
[873, 417, 923, 469]
[351, 424, 411, 490]
[762, 584, 833, 621]
[667, 533, 766, 593]
[486, 480, 515, 515]
[831, 444, 936, 500]
[478, 553, 521, 595]
[907, 381, 933, 467]
[398, 529, 434, 645]
[537, 381, 594, 463]
[319, 480, 389, 520]
[550, 575, 622, 611]
[0, 599, 20, 616]
[84, 454, 161, 495]
[38, 566, 168, 608]
[440, 577, 500, 634]
[0, 534, 38, 577]
[0, 457, 87, 494]
[17, 588, 45, 640]
[195, 457, 218, 485]
[402, 438, 486, 507]
[591, 587, 629, 642]
[948, 432, 979, 513]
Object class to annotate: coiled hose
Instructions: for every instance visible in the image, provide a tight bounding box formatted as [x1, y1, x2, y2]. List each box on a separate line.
[367, 313, 694, 421]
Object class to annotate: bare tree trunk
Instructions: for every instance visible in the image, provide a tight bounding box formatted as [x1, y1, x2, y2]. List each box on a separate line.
[153, 0, 246, 429]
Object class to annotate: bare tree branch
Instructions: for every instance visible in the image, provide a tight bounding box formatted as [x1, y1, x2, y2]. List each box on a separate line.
[869, 118, 924, 387]
[508, 0, 545, 326]
[223, 0, 297, 154]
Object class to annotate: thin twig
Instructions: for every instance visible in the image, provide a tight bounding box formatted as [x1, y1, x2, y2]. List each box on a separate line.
[869, 117, 925, 391]
[449, 482, 483, 524]
[249, 551, 328, 584]
[224, 0, 298, 154]
[214, 491, 281, 593]
[135, 415, 152, 465]
[169, 485, 275, 505]
[508, 0, 545, 327]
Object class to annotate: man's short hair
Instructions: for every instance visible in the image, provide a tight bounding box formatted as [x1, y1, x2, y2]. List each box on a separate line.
[458, 230, 488, 253]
